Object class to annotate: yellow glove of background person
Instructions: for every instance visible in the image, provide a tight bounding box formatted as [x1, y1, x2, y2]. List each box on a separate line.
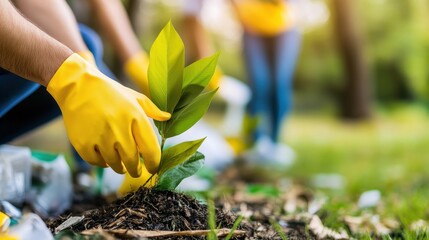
[124, 51, 150, 97]
[47, 54, 170, 177]
[77, 50, 96, 66]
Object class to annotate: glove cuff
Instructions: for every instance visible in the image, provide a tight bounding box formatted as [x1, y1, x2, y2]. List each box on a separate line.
[124, 52, 150, 96]
[47, 53, 94, 104]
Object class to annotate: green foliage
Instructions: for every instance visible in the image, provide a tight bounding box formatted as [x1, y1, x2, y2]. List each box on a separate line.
[358, 0, 429, 103]
[246, 184, 280, 197]
[146, 21, 218, 190]
[156, 152, 205, 190]
[165, 89, 217, 138]
[158, 139, 205, 176]
[177, 53, 220, 109]
[148, 21, 184, 113]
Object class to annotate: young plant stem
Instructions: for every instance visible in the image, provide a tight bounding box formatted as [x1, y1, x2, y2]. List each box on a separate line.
[142, 174, 155, 188]
[161, 136, 166, 150]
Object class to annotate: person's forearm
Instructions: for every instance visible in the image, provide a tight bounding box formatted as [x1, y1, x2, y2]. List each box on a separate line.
[0, 1, 73, 86]
[12, 0, 87, 53]
[89, 0, 142, 63]
[182, 15, 213, 62]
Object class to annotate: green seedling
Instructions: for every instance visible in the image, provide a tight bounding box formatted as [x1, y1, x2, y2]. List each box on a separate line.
[269, 218, 288, 240]
[207, 199, 218, 240]
[143, 21, 219, 190]
[225, 215, 244, 240]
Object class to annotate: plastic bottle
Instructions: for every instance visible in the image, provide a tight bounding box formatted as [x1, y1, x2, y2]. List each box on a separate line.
[0, 145, 32, 205]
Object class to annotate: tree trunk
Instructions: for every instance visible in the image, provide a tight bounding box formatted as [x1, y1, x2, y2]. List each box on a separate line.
[332, 0, 372, 120]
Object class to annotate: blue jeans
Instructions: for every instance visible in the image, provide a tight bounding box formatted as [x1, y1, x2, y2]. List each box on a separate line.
[243, 29, 301, 143]
[0, 24, 115, 172]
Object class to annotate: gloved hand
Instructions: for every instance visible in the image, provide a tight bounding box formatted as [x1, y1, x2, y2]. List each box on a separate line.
[47, 53, 170, 177]
[77, 50, 96, 66]
[124, 51, 150, 97]
[118, 165, 157, 196]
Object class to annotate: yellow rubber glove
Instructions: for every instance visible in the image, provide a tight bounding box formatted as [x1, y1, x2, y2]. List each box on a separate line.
[118, 165, 157, 196]
[0, 212, 10, 233]
[77, 50, 96, 66]
[124, 52, 150, 97]
[0, 234, 17, 240]
[47, 54, 170, 177]
[234, 0, 292, 36]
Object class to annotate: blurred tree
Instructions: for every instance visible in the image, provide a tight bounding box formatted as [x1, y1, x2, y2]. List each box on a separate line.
[360, 0, 429, 105]
[332, 0, 371, 119]
[401, 0, 429, 104]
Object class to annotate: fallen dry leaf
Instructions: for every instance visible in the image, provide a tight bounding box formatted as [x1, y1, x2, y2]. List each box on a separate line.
[283, 186, 321, 214]
[309, 215, 349, 240]
[410, 219, 429, 232]
[81, 228, 246, 238]
[344, 214, 399, 235]
[83, 228, 116, 240]
[54, 216, 84, 234]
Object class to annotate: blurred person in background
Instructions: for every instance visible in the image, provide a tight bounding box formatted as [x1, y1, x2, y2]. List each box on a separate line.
[183, 0, 301, 166]
[180, 0, 301, 167]
[233, 0, 301, 167]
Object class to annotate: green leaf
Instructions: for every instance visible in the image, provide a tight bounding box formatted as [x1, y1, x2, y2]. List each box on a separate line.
[176, 53, 220, 109]
[148, 21, 184, 113]
[156, 152, 205, 190]
[175, 84, 204, 110]
[158, 138, 205, 176]
[164, 88, 218, 138]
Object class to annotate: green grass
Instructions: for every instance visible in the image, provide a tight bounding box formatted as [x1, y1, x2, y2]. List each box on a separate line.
[270, 218, 289, 240]
[282, 105, 429, 238]
[225, 215, 244, 240]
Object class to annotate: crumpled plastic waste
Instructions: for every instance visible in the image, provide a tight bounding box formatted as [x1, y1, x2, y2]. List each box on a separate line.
[0, 145, 32, 205]
[1, 213, 53, 240]
[29, 151, 72, 218]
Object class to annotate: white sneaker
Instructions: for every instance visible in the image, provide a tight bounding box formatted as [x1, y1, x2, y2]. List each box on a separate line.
[242, 136, 295, 168]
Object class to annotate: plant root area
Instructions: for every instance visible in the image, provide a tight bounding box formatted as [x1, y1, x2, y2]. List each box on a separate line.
[47, 187, 315, 239]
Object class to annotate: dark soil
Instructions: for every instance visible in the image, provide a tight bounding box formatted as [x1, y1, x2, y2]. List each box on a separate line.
[48, 188, 235, 239]
[47, 187, 315, 239]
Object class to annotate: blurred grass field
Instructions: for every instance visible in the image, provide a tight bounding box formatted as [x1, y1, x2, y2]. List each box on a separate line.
[287, 106, 429, 194]
[284, 105, 429, 238]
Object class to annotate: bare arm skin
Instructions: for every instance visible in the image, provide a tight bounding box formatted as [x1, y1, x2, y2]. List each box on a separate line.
[89, 0, 142, 63]
[12, 0, 88, 53]
[0, 1, 73, 86]
[182, 14, 214, 63]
